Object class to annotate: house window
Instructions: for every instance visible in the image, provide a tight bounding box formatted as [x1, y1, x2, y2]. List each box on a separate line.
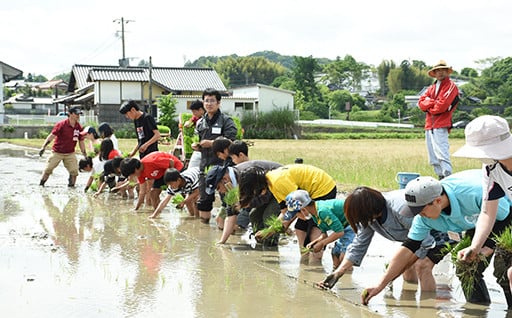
[235, 102, 254, 111]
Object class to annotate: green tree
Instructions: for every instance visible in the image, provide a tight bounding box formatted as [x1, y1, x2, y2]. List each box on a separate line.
[471, 106, 494, 117]
[322, 54, 370, 91]
[138, 59, 150, 67]
[480, 57, 512, 105]
[156, 93, 178, 133]
[380, 92, 407, 119]
[213, 56, 286, 87]
[292, 56, 321, 104]
[387, 68, 403, 96]
[52, 72, 71, 82]
[327, 89, 352, 113]
[504, 106, 512, 117]
[386, 60, 431, 96]
[25, 73, 48, 82]
[377, 60, 396, 96]
[461, 67, 478, 78]
[459, 81, 487, 104]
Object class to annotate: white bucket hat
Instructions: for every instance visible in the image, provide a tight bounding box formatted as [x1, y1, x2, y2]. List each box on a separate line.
[453, 115, 512, 160]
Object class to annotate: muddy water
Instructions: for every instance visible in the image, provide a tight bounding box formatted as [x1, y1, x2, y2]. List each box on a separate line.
[0, 143, 511, 318]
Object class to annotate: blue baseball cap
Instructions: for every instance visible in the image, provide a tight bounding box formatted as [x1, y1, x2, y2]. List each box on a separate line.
[283, 190, 312, 221]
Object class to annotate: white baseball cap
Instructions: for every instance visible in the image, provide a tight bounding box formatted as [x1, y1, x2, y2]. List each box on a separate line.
[453, 115, 512, 160]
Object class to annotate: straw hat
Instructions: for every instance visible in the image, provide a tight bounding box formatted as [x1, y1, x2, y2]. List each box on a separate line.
[428, 60, 453, 77]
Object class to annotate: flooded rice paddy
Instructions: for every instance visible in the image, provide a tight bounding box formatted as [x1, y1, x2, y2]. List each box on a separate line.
[0, 143, 511, 317]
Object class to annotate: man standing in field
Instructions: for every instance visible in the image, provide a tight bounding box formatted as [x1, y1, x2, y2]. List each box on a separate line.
[119, 100, 160, 159]
[39, 106, 87, 187]
[192, 88, 238, 224]
[418, 60, 459, 180]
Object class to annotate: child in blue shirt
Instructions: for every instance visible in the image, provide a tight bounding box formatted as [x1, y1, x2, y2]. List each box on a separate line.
[285, 190, 355, 270]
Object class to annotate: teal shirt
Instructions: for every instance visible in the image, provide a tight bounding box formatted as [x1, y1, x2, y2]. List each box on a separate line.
[311, 199, 348, 233]
[408, 169, 511, 241]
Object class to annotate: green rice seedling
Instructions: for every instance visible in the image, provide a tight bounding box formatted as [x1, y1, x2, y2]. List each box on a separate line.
[300, 246, 312, 254]
[442, 235, 488, 299]
[171, 193, 185, 205]
[258, 215, 284, 239]
[494, 226, 512, 252]
[89, 172, 102, 192]
[223, 186, 239, 207]
[361, 288, 369, 301]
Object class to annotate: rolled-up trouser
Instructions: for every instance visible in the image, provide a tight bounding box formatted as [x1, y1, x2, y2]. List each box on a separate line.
[196, 171, 215, 211]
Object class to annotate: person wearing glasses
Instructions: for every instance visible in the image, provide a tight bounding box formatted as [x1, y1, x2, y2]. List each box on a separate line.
[39, 106, 87, 187]
[193, 88, 238, 224]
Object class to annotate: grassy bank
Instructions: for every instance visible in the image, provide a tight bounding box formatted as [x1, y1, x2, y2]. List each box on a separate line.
[0, 137, 480, 191]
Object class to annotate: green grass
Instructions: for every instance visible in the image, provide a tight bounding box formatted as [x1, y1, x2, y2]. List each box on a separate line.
[0, 137, 480, 191]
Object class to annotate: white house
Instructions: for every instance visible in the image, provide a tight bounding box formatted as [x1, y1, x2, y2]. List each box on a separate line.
[171, 84, 295, 120]
[1, 61, 23, 123]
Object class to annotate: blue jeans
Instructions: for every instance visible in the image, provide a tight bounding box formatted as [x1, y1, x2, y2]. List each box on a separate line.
[332, 225, 356, 257]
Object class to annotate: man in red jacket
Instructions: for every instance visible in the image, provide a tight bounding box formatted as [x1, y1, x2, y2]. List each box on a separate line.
[418, 60, 459, 180]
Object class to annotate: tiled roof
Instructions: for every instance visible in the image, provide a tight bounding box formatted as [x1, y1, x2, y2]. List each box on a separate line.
[1, 61, 23, 82]
[36, 79, 68, 90]
[87, 68, 147, 82]
[69, 64, 226, 93]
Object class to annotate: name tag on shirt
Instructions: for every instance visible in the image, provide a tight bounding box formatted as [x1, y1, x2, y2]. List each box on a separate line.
[447, 231, 461, 242]
[212, 127, 222, 134]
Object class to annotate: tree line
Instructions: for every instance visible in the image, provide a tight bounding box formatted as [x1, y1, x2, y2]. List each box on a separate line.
[11, 52, 512, 125]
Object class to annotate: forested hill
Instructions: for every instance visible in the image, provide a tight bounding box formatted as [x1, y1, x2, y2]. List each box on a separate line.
[184, 50, 331, 70]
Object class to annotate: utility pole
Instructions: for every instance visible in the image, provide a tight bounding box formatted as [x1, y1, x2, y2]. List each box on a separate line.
[148, 56, 154, 117]
[113, 17, 135, 67]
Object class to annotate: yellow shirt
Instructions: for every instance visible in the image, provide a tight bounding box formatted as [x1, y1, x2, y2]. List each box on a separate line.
[266, 164, 336, 203]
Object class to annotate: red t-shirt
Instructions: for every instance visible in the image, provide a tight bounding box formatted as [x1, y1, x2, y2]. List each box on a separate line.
[138, 152, 184, 184]
[51, 119, 83, 154]
[108, 149, 122, 160]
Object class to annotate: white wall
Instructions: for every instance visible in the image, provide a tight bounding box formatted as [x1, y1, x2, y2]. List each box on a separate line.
[122, 82, 142, 100]
[258, 86, 294, 112]
[99, 82, 121, 104]
[97, 81, 143, 104]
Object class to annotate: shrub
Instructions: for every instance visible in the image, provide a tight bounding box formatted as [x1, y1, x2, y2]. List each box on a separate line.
[36, 128, 50, 139]
[157, 94, 179, 136]
[241, 108, 298, 139]
[2, 125, 15, 136]
[115, 124, 137, 138]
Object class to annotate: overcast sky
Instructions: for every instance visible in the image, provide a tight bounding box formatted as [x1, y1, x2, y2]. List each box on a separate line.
[2, 0, 511, 79]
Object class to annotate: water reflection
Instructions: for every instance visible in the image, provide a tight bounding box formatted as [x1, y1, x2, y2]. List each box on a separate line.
[0, 144, 511, 317]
